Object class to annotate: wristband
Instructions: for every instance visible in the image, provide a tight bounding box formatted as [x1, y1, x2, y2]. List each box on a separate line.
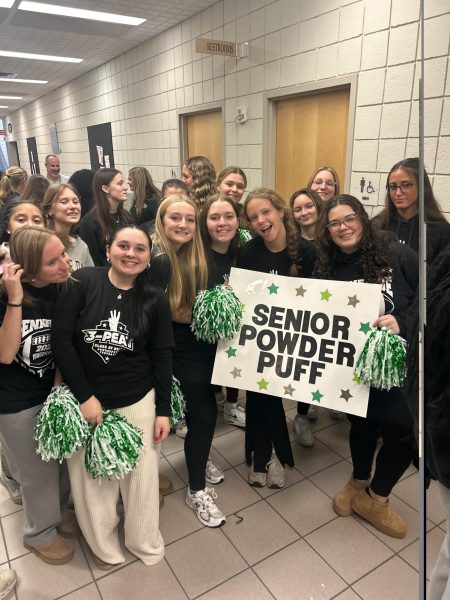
[7, 302, 22, 307]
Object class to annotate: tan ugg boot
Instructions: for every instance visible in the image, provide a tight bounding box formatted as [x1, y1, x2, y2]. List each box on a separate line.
[351, 489, 407, 538]
[333, 478, 371, 517]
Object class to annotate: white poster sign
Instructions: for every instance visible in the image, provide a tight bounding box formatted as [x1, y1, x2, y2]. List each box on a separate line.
[211, 268, 382, 418]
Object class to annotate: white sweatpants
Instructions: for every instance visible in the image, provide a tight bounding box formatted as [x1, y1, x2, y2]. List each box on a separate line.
[67, 390, 164, 565]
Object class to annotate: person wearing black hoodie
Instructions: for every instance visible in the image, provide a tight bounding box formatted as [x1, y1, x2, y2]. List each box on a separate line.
[315, 195, 418, 539]
[372, 157, 450, 265]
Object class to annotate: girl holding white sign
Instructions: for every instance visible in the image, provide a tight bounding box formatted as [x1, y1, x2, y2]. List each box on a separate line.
[238, 187, 317, 488]
[315, 194, 418, 539]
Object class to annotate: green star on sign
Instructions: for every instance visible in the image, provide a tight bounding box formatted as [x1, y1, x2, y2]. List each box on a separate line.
[311, 389, 323, 403]
[257, 378, 269, 390]
[320, 289, 332, 301]
[359, 322, 372, 335]
[225, 346, 237, 358]
[267, 283, 279, 294]
[352, 373, 361, 384]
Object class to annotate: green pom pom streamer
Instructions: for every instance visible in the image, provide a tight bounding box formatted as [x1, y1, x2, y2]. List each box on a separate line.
[191, 284, 244, 343]
[85, 410, 144, 480]
[238, 228, 252, 244]
[34, 384, 90, 463]
[354, 328, 407, 391]
[170, 376, 186, 427]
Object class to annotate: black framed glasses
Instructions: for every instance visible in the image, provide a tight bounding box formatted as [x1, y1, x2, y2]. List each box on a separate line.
[386, 182, 415, 193]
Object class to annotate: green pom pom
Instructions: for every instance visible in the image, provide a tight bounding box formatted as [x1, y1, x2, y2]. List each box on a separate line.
[354, 328, 406, 391]
[170, 376, 186, 427]
[34, 384, 89, 463]
[85, 410, 144, 480]
[191, 284, 244, 343]
[238, 228, 252, 244]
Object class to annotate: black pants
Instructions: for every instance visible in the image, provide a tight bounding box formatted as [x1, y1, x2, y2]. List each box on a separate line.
[348, 413, 415, 497]
[173, 324, 217, 492]
[296, 402, 311, 416]
[246, 392, 294, 472]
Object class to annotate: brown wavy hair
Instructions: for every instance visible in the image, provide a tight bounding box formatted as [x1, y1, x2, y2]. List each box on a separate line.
[244, 187, 301, 276]
[184, 156, 217, 210]
[314, 194, 391, 282]
[289, 187, 324, 240]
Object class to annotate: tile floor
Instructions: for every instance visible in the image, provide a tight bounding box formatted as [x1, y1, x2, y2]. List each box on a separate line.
[0, 402, 443, 600]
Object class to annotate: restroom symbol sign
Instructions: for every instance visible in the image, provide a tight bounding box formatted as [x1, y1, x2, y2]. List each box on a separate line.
[359, 177, 375, 194]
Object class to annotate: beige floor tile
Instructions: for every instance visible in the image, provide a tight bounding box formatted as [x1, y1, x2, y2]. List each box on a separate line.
[282, 398, 298, 411]
[214, 414, 239, 438]
[56, 583, 102, 600]
[0, 487, 23, 519]
[254, 539, 347, 600]
[197, 569, 273, 599]
[333, 590, 363, 600]
[160, 488, 203, 545]
[267, 479, 337, 535]
[166, 450, 189, 485]
[399, 463, 417, 480]
[222, 500, 299, 565]
[391, 472, 419, 511]
[292, 439, 342, 477]
[306, 517, 394, 584]
[426, 480, 447, 525]
[352, 556, 419, 600]
[0, 525, 8, 565]
[2, 511, 26, 560]
[234, 463, 303, 499]
[309, 460, 353, 500]
[12, 539, 91, 600]
[208, 447, 232, 473]
[310, 409, 343, 432]
[211, 429, 246, 467]
[159, 457, 187, 493]
[161, 432, 185, 457]
[165, 528, 247, 598]
[353, 494, 421, 553]
[211, 468, 260, 517]
[96, 558, 187, 600]
[314, 422, 351, 458]
[400, 525, 445, 577]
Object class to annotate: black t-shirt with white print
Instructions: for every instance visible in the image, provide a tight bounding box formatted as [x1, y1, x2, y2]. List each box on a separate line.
[0, 283, 57, 413]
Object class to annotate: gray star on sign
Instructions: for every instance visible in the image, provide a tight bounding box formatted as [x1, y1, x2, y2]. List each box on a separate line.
[295, 285, 307, 297]
[283, 384, 295, 396]
[347, 295, 360, 308]
[340, 389, 353, 402]
[230, 367, 242, 379]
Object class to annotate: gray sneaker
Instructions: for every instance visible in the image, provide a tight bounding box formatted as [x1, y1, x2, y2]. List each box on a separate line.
[205, 458, 224, 484]
[186, 487, 226, 528]
[294, 415, 314, 447]
[224, 401, 246, 427]
[248, 463, 267, 487]
[306, 405, 318, 421]
[266, 453, 285, 489]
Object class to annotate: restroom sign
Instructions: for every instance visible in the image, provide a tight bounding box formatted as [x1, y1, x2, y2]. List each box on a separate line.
[196, 38, 237, 57]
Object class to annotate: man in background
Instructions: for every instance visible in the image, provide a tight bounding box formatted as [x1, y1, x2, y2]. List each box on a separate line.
[45, 154, 68, 184]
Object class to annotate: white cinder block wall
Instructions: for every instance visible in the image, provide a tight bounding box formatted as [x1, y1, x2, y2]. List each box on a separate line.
[5, 0, 450, 216]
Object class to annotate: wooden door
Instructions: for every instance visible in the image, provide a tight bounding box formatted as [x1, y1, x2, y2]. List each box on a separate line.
[275, 88, 349, 202]
[185, 110, 223, 174]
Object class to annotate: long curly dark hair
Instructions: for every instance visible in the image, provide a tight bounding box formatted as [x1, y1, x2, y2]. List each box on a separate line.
[314, 194, 391, 283]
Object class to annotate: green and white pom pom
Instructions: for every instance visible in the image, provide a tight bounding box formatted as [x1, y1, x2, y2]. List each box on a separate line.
[85, 410, 144, 480]
[238, 228, 252, 244]
[35, 384, 89, 463]
[191, 284, 244, 343]
[354, 328, 407, 391]
[170, 376, 186, 427]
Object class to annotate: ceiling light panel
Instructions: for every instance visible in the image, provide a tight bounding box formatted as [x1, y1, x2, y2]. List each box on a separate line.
[0, 50, 82, 63]
[0, 95, 23, 99]
[0, 77, 47, 83]
[0, 0, 14, 7]
[18, 1, 146, 26]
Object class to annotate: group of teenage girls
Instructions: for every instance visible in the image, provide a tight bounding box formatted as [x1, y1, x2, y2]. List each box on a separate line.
[0, 154, 448, 572]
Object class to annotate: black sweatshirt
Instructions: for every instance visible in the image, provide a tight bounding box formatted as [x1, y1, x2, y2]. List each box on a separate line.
[0, 284, 57, 413]
[52, 268, 174, 415]
[78, 210, 128, 267]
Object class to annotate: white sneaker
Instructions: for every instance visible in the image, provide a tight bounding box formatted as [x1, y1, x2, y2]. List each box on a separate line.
[186, 487, 226, 527]
[205, 458, 224, 484]
[224, 401, 246, 427]
[175, 422, 188, 438]
[266, 453, 285, 489]
[0, 569, 16, 599]
[306, 405, 318, 421]
[294, 415, 314, 447]
[248, 463, 267, 487]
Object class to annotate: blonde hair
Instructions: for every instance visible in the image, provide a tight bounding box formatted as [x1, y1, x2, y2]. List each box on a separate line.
[153, 195, 208, 311]
[0, 167, 28, 203]
[307, 166, 340, 197]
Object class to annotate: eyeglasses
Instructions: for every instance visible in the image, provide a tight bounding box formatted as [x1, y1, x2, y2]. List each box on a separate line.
[327, 213, 359, 231]
[313, 179, 336, 188]
[386, 182, 414, 193]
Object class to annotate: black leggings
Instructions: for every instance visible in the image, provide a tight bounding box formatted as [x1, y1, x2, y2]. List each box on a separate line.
[173, 324, 217, 492]
[348, 414, 415, 497]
